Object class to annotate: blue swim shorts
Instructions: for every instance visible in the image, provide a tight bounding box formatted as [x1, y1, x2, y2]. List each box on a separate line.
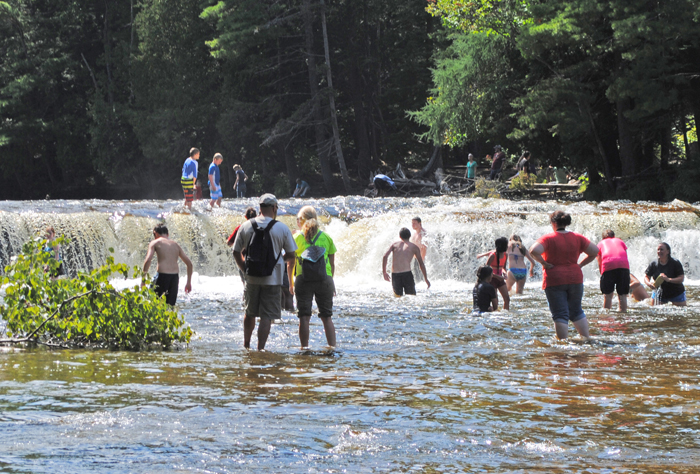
[510, 267, 527, 281]
[659, 291, 686, 304]
[210, 186, 222, 200]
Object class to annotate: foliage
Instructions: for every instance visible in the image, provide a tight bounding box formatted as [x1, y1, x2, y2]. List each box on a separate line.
[0, 237, 193, 350]
[509, 173, 536, 190]
[471, 177, 502, 199]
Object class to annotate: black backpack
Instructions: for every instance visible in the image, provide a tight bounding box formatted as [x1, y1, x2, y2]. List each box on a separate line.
[299, 231, 327, 281]
[245, 220, 282, 277]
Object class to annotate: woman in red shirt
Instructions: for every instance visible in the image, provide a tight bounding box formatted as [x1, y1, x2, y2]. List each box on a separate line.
[529, 211, 599, 340]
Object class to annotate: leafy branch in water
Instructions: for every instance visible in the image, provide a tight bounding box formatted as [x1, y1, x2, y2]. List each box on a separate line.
[0, 237, 193, 350]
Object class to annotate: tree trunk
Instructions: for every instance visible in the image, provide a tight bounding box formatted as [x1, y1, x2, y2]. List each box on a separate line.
[349, 65, 372, 181]
[616, 97, 638, 177]
[279, 141, 298, 192]
[660, 123, 672, 169]
[103, 0, 114, 108]
[302, 0, 333, 193]
[319, 0, 351, 193]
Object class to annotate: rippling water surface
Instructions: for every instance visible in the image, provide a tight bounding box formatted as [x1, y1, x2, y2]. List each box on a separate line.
[1, 197, 700, 472]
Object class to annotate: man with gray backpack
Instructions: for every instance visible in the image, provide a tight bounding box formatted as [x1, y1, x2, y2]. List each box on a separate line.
[288, 205, 337, 349]
[233, 194, 297, 350]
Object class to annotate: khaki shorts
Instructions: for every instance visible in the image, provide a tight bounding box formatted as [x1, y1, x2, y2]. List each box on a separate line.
[245, 284, 282, 320]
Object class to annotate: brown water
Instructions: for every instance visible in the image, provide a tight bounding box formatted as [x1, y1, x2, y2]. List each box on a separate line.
[1, 197, 700, 472]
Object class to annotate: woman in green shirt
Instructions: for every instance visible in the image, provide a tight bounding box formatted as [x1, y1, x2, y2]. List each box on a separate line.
[464, 153, 477, 179]
[288, 206, 337, 348]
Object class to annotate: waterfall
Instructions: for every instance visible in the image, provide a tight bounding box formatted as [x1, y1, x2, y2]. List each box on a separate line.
[1, 198, 698, 283]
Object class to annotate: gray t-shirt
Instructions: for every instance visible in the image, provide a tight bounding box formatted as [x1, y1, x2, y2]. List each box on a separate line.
[233, 216, 297, 286]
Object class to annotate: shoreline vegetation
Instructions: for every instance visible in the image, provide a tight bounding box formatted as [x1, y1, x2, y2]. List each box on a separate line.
[1, 1, 698, 203]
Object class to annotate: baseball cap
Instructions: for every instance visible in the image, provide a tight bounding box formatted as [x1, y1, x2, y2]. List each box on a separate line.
[259, 193, 278, 206]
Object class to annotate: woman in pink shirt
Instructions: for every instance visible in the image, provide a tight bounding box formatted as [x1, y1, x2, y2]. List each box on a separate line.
[596, 229, 630, 312]
[529, 211, 599, 340]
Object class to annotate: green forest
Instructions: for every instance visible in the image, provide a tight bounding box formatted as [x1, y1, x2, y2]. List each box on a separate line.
[1, 0, 699, 201]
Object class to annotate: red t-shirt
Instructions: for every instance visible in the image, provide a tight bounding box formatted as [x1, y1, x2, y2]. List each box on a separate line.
[537, 231, 591, 289]
[227, 224, 242, 246]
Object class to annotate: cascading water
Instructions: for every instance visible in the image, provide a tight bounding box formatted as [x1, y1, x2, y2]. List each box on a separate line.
[3, 197, 698, 285]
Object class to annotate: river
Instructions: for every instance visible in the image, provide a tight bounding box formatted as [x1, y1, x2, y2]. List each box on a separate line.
[1, 197, 699, 472]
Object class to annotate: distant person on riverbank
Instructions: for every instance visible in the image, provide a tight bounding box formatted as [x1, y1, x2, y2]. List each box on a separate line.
[597, 229, 630, 312]
[142, 225, 193, 306]
[506, 235, 536, 294]
[643, 242, 686, 306]
[293, 179, 310, 197]
[529, 211, 599, 340]
[477, 237, 510, 310]
[289, 205, 337, 348]
[464, 154, 477, 180]
[233, 194, 297, 350]
[473, 265, 498, 313]
[517, 151, 530, 177]
[553, 166, 568, 184]
[382, 228, 430, 296]
[208, 153, 223, 207]
[43, 226, 65, 278]
[233, 164, 248, 198]
[489, 145, 505, 180]
[373, 174, 397, 196]
[181, 148, 200, 210]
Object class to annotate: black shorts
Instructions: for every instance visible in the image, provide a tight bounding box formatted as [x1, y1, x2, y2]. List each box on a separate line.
[392, 271, 416, 296]
[600, 268, 630, 295]
[154, 272, 179, 306]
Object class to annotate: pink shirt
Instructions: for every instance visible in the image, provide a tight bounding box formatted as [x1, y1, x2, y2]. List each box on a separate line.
[597, 237, 629, 273]
[537, 231, 591, 289]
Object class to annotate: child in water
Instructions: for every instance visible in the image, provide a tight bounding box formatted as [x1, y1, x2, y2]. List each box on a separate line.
[477, 237, 510, 310]
[506, 234, 536, 294]
[473, 265, 498, 313]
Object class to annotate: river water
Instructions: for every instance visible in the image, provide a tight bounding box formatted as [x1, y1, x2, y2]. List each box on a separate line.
[1, 197, 699, 472]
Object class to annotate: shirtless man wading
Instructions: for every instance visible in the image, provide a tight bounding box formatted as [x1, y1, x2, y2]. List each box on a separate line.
[142, 224, 193, 306]
[382, 228, 430, 296]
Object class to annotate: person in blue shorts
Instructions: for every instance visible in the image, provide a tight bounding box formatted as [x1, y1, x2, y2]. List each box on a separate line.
[644, 242, 687, 306]
[208, 153, 224, 207]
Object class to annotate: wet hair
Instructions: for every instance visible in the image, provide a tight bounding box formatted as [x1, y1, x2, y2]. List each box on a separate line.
[244, 207, 257, 220]
[494, 237, 508, 270]
[476, 265, 493, 283]
[660, 242, 671, 255]
[189, 147, 200, 157]
[399, 227, 411, 241]
[509, 234, 525, 255]
[412, 217, 421, 223]
[153, 224, 169, 236]
[213, 153, 223, 161]
[550, 210, 572, 228]
[602, 229, 615, 239]
[44, 226, 56, 239]
[495, 237, 508, 253]
[298, 206, 319, 243]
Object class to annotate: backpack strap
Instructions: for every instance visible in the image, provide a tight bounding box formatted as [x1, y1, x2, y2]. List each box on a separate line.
[310, 230, 323, 245]
[263, 220, 283, 265]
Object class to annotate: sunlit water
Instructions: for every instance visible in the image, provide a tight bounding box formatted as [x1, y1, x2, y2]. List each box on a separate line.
[1, 197, 700, 472]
